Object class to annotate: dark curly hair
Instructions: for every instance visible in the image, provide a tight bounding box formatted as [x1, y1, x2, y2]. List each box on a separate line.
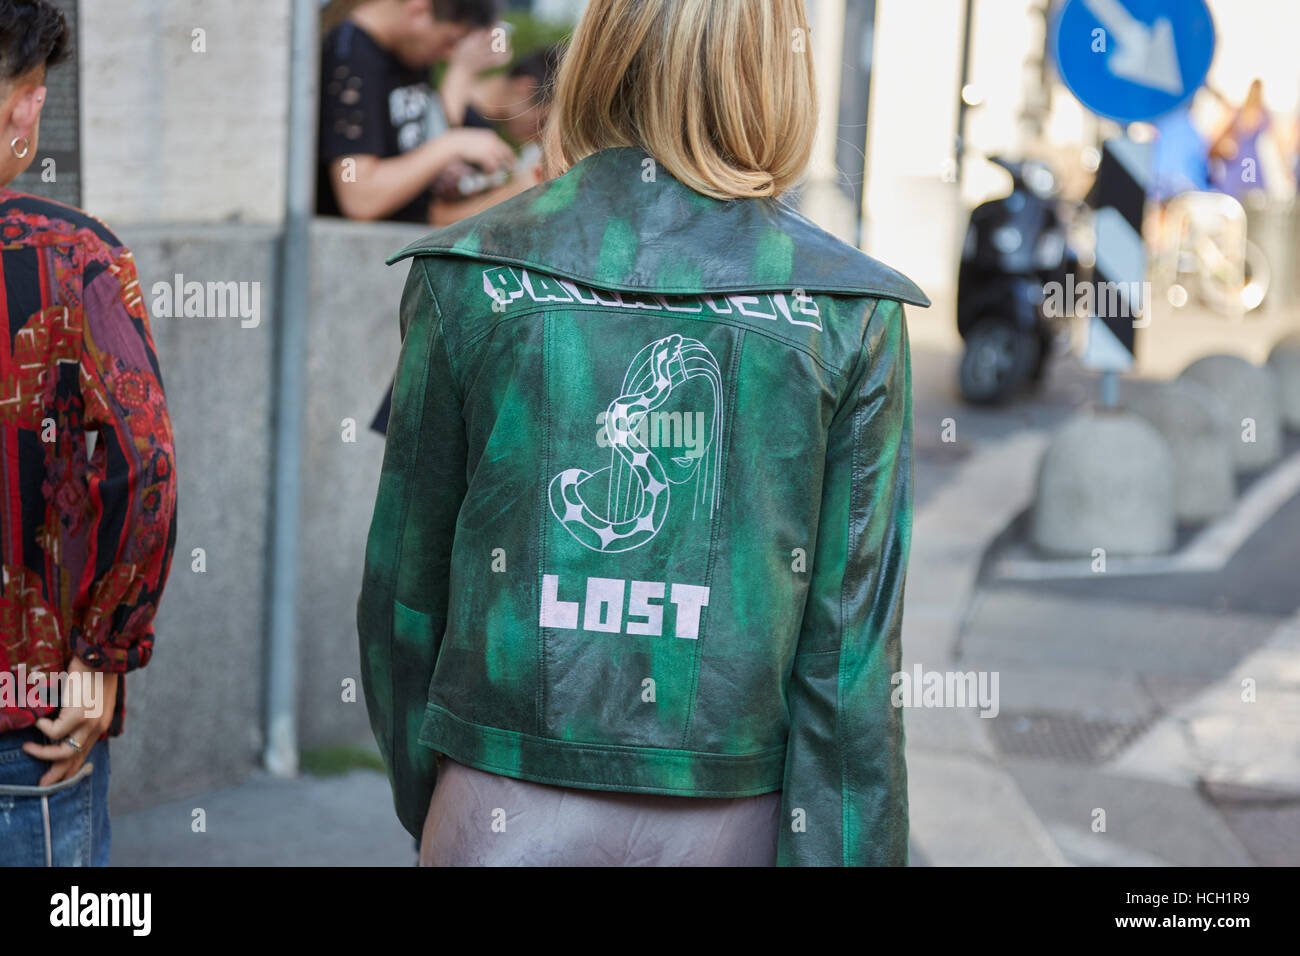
[0, 0, 70, 83]
[431, 0, 500, 29]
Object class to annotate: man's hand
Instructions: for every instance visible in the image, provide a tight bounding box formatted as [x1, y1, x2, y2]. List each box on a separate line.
[21, 656, 118, 786]
[430, 171, 538, 227]
[449, 27, 512, 76]
[441, 28, 513, 126]
[441, 127, 516, 174]
[328, 131, 514, 221]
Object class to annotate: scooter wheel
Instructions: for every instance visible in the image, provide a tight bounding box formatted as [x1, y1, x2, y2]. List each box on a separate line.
[958, 317, 1040, 405]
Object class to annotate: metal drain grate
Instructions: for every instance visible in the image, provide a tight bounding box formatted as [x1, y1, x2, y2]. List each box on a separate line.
[989, 710, 1153, 764]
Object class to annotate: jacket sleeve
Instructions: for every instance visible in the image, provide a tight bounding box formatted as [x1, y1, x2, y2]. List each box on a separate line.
[777, 297, 912, 866]
[71, 247, 178, 682]
[357, 257, 468, 839]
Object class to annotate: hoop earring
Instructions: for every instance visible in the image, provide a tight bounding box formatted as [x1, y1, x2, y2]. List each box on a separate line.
[10, 137, 29, 159]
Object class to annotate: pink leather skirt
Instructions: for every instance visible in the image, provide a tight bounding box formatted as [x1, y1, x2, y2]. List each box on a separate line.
[419, 756, 782, 866]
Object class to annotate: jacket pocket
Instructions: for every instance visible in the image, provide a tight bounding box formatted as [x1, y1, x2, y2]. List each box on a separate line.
[391, 598, 440, 725]
[392, 599, 435, 648]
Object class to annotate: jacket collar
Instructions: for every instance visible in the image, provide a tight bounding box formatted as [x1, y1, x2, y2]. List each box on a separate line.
[388, 146, 930, 307]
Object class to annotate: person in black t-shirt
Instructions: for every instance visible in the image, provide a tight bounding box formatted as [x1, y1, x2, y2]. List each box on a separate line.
[316, 0, 516, 223]
[368, 44, 560, 436]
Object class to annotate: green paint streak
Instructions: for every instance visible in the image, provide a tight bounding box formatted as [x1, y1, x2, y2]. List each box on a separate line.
[530, 169, 580, 215]
[754, 229, 795, 285]
[483, 597, 512, 684]
[657, 258, 704, 289]
[453, 228, 482, 255]
[596, 218, 637, 279]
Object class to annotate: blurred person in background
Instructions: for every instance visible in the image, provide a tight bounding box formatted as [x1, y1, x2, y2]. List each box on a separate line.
[1209, 79, 1280, 204]
[1149, 103, 1211, 204]
[435, 19, 512, 131]
[316, 0, 519, 223]
[367, 40, 560, 432]
[0, 0, 178, 866]
[1143, 101, 1213, 248]
[438, 39, 562, 145]
[459, 44, 561, 152]
[425, 44, 561, 225]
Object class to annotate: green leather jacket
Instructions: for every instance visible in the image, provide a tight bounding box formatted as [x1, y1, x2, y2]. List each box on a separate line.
[357, 146, 930, 866]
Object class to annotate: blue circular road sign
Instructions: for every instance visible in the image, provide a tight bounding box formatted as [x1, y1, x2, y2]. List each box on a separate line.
[1053, 0, 1216, 124]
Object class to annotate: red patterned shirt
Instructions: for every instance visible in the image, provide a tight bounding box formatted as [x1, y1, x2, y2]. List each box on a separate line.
[0, 188, 178, 738]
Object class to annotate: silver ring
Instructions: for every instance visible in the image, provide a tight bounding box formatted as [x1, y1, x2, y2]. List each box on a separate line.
[63, 735, 83, 752]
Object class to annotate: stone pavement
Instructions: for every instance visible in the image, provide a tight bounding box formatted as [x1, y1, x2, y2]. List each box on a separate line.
[910, 433, 1300, 867]
[112, 764, 416, 866]
[901, 285, 1300, 867]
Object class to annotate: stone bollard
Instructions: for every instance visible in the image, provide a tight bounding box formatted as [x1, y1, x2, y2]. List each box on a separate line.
[1126, 380, 1235, 524]
[1267, 333, 1300, 431]
[1178, 354, 1283, 471]
[1031, 408, 1176, 557]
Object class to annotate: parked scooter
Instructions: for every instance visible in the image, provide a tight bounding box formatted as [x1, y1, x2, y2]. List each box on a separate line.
[957, 156, 1079, 404]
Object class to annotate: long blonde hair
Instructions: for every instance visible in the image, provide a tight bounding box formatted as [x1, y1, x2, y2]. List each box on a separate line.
[542, 0, 818, 200]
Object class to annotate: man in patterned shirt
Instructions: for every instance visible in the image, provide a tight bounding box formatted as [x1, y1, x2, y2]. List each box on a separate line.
[0, 0, 178, 867]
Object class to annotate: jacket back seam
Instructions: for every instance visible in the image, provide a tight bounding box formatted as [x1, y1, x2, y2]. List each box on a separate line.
[537, 312, 551, 737]
[679, 327, 745, 749]
[426, 703, 787, 759]
[446, 300, 851, 377]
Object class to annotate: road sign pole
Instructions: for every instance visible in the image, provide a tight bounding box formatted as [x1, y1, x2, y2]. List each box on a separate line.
[1100, 369, 1119, 407]
[1052, 0, 1216, 392]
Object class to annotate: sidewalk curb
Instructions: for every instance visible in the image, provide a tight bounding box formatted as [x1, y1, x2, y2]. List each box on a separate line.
[992, 447, 1300, 580]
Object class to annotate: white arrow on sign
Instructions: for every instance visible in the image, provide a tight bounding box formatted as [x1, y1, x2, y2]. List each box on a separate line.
[1082, 0, 1183, 96]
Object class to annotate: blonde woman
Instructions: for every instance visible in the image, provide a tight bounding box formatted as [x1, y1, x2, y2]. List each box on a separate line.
[358, 0, 929, 866]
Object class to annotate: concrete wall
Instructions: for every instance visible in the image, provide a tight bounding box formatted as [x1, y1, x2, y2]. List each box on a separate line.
[296, 218, 430, 749]
[79, 0, 292, 225]
[100, 219, 432, 812]
[106, 224, 279, 811]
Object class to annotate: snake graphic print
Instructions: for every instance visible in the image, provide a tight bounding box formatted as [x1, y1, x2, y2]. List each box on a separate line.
[549, 333, 723, 553]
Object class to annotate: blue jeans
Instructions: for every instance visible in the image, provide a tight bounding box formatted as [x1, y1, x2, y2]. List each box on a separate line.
[0, 726, 111, 866]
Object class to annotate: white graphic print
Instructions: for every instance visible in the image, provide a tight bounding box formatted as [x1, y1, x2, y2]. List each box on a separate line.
[549, 334, 723, 552]
[481, 265, 823, 331]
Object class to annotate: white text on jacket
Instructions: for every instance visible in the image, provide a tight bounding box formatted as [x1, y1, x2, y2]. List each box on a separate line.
[540, 574, 710, 639]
